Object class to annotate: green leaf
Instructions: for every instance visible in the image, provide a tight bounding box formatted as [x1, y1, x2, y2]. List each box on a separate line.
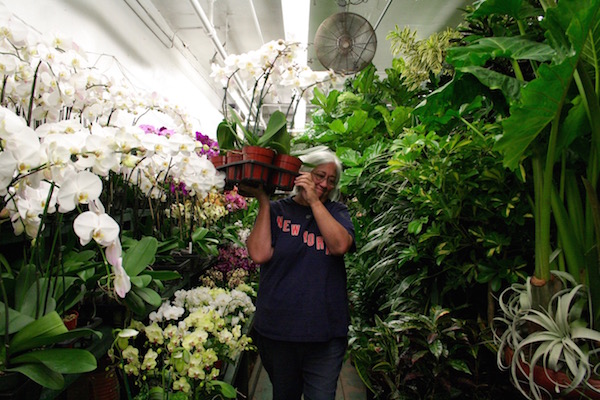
[9, 312, 67, 355]
[15, 264, 37, 312]
[123, 236, 158, 277]
[0, 253, 12, 275]
[130, 274, 152, 288]
[0, 302, 34, 335]
[216, 118, 242, 150]
[328, 119, 346, 134]
[229, 108, 258, 145]
[448, 359, 472, 375]
[20, 278, 56, 318]
[470, 0, 538, 20]
[124, 290, 146, 316]
[458, 66, 524, 102]
[494, 58, 577, 170]
[337, 147, 362, 167]
[407, 219, 426, 235]
[6, 363, 64, 390]
[208, 380, 238, 398]
[447, 37, 554, 68]
[257, 110, 290, 154]
[429, 339, 444, 359]
[10, 348, 97, 374]
[133, 286, 162, 307]
[144, 270, 181, 281]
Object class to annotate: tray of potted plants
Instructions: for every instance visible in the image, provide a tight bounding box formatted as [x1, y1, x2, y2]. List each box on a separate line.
[216, 158, 301, 194]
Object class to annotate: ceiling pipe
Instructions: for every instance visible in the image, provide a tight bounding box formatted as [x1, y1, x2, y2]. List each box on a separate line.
[188, 0, 253, 115]
[248, 0, 265, 44]
[123, 0, 222, 107]
[373, 0, 393, 31]
[124, 0, 175, 47]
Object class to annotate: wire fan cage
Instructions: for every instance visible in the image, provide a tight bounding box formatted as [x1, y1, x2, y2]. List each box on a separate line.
[314, 12, 377, 74]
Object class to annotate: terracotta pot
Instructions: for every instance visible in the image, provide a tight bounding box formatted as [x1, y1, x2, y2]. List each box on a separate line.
[242, 146, 275, 183]
[66, 366, 120, 400]
[505, 347, 600, 399]
[226, 150, 244, 182]
[270, 154, 302, 191]
[210, 155, 226, 168]
[62, 310, 79, 330]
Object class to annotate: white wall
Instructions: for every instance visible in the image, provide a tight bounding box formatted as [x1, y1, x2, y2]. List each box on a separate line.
[4, 0, 224, 138]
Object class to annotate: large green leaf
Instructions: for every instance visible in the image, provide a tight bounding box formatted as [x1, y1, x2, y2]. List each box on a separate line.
[207, 380, 237, 398]
[543, 0, 600, 59]
[216, 119, 242, 150]
[9, 312, 66, 354]
[494, 58, 578, 170]
[124, 289, 147, 316]
[130, 274, 152, 288]
[470, 0, 538, 20]
[447, 37, 554, 68]
[132, 286, 162, 307]
[14, 264, 37, 312]
[257, 110, 290, 154]
[10, 348, 97, 374]
[9, 326, 99, 359]
[123, 236, 158, 277]
[457, 66, 524, 103]
[0, 302, 34, 335]
[21, 277, 56, 318]
[143, 270, 181, 281]
[6, 363, 64, 390]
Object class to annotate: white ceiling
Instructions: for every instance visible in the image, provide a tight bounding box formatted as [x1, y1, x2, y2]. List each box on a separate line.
[136, 0, 470, 123]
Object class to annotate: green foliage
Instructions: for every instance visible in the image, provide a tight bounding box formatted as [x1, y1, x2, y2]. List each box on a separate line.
[386, 26, 462, 91]
[349, 307, 482, 399]
[300, 8, 536, 398]
[453, 0, 600, 327]
[121, 236, 181, 318]
[0, 269, 100, 390]
[216, 110, 291, 154]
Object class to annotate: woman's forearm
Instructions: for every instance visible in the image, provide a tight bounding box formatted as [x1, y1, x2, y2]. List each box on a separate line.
[310, 201, 353, 256]
[246, 194, 274, 264]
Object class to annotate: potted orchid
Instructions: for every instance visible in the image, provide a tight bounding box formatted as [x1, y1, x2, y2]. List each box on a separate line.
[211, 40, 334, 189]
[0, 8, 226, 393]
[109, 285, 256, 399]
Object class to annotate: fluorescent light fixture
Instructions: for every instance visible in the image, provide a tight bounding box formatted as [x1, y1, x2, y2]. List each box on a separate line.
[281, 0, 309, 59]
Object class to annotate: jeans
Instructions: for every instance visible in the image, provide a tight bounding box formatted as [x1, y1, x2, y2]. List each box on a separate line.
[257, 333, 347, 400]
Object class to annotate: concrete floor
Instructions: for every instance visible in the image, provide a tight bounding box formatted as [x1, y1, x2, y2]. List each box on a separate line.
[250, 357, 367, 400]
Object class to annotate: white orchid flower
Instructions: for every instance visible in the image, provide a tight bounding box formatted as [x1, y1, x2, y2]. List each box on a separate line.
[4, 181, 57, 238]
[57, 170, 103, 213]
[139, 132, 169, 156]
[112, 257, 131, 299]
[73, 200, 120, 247]
[81, 133, 121, 176]
[0, 150, 17, 196]
[106, 237, 122, 267]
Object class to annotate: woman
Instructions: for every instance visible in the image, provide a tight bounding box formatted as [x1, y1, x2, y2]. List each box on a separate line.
[244, 148, 355, 400]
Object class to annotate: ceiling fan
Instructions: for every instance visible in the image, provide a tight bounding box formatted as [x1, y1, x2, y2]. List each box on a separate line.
[313, 11, 377, 74]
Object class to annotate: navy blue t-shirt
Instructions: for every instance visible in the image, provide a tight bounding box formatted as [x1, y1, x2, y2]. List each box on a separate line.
[254, 197, 356, 342]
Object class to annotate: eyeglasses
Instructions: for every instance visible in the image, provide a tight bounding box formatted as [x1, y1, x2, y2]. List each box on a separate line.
[311, 170, 337, 187]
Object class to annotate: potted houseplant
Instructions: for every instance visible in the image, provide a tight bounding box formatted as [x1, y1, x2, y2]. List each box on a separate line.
[212, 40, 334, 190]
[109, 285, 256, 399]
[495, 271, 600, 399]
[445, 0, 600, 396]
[0, 262, 101, 391]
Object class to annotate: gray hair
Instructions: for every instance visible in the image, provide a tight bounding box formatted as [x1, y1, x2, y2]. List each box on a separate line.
[293, 147, 342, 201]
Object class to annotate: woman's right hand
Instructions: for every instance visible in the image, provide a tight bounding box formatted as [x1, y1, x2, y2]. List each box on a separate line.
[238, 183, 269, 201]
